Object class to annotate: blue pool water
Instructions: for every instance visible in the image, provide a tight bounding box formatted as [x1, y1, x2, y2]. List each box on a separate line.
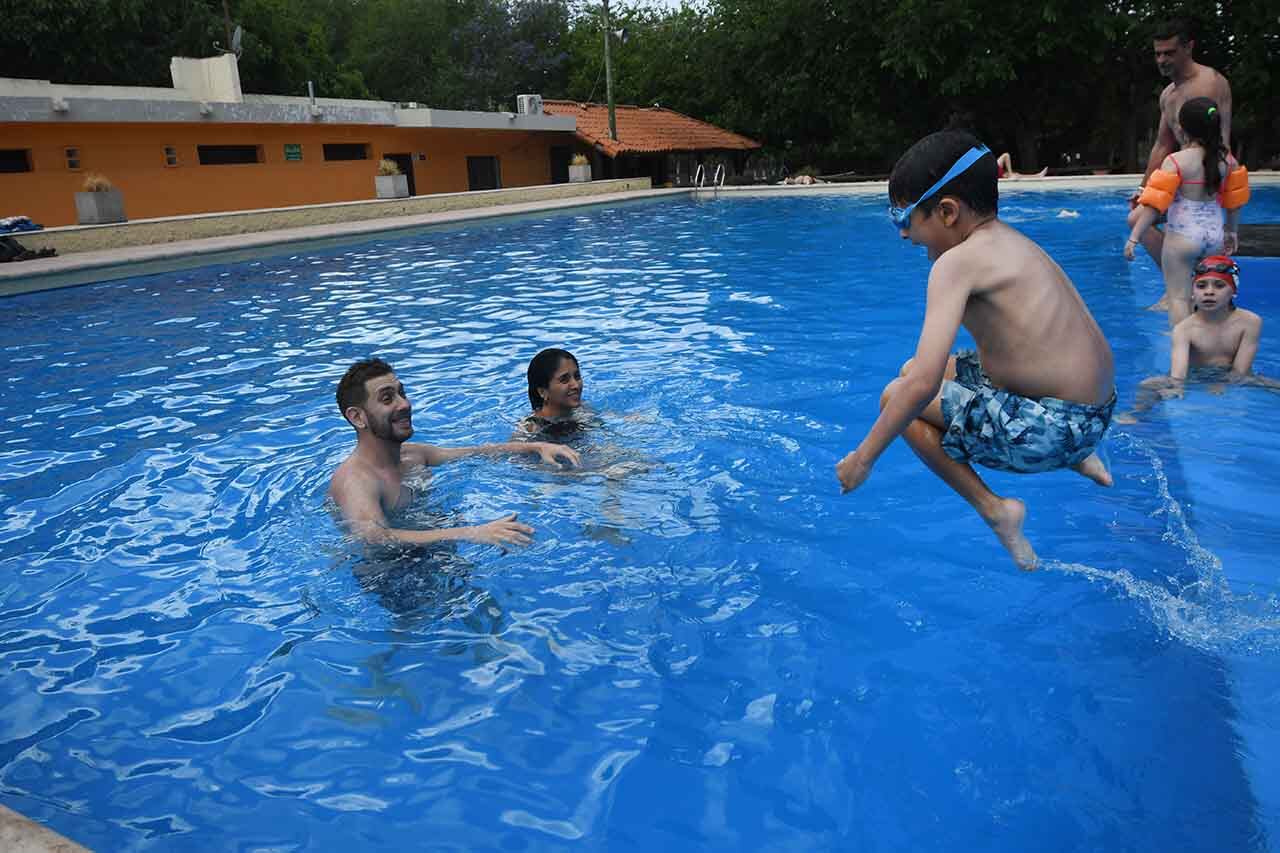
[2, 187, 1280, 850]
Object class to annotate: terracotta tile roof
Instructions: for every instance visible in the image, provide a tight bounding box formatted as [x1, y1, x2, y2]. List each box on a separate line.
[542, 100, 760, 158]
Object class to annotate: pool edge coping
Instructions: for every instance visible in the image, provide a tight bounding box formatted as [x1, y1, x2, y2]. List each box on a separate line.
[5, 172, 1278, 297]
[0, 803, 91, 853]
[0, 185, 690, 296]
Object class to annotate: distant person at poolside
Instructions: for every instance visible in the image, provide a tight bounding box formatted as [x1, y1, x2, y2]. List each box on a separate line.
[835, 131, 1116, 571]
[1117, 256, 1276, 422]
[1125, 97, 1248, 326]
[995, 152, 1047, 180]
[329, 358, 580, 547]
[1127, 17, 1232, 277]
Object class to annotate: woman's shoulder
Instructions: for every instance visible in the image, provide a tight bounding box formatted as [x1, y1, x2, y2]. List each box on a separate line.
[518, 413, 551, 433]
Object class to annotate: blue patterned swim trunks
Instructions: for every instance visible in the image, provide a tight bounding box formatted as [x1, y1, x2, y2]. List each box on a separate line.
[940, 350, 1115, 473]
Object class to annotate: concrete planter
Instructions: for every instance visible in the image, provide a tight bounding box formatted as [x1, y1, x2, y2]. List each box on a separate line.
[375, 174, 409, 199]
[569, 164, 591, 183]
[75, 189, 126, 225]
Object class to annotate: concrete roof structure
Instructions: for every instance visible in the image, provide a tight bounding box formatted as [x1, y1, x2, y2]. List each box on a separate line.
[0, 55, 575, 133]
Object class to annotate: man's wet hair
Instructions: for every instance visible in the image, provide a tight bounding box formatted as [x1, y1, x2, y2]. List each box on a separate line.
[888, 130, 998, 218]
[337, 358, 394, 418]
[526, 348, 577, 410]
[1153, 18, 1192, 44]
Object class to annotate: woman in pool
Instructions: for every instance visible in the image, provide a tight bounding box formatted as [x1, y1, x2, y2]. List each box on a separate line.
[1125, 97, 1249, 326]
[522, 347, 587, 436]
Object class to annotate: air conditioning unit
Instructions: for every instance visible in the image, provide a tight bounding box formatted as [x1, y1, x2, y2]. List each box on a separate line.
[516, 94, 543, 115]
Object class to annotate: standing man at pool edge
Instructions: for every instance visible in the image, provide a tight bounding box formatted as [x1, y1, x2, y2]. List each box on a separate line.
[329, 358, 579, 546]
[1128, 17, 1232, 271]
[836, 131, 1116, 571]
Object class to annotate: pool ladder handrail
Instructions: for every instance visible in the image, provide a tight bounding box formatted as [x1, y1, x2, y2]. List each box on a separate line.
[693, 163, 726, 195]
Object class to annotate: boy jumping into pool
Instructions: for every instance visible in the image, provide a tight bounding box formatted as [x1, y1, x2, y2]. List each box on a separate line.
[329, 358, 579, 547]
[835, 131, 1116, 570]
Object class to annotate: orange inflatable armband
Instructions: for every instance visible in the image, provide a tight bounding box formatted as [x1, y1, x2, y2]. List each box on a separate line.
[1219, 165, 1249, 210]
[1137, 169, 1180, 213]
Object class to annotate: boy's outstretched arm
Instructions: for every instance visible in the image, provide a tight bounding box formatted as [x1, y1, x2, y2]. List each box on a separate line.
[837, 264, 969, 492]
[1231, 315, 1261, 376]
[1169, 323, 1191, 381]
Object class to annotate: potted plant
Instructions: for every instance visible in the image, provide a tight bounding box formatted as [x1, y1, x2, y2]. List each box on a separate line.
[75, 173, 127, 225]
[569, 153, 591, 183]
[375, 158, 410, 199]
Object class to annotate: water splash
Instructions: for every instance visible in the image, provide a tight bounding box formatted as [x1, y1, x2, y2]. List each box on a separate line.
[1048, 433, 1280, 654]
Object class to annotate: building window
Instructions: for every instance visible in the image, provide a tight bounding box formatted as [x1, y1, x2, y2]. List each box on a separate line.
[466, 156, 501, 191]
[163, 146, 179, 167]
[197, 145, 262, 166]
[283, 143, 303, 162]
[323, 143, 369, 161]
[0, 149, 33, 173]
[65, 147, 81, 170]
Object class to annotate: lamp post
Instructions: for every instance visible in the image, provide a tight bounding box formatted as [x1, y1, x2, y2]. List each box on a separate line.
[602, 0, 617, 141]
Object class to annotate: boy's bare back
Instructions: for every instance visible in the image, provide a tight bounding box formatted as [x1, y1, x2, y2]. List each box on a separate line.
[938, 220, 1114, 405]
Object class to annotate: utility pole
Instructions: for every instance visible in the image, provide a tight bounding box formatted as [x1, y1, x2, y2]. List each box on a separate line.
[602, 0, 617, 141]
[222, 0, 235, 56]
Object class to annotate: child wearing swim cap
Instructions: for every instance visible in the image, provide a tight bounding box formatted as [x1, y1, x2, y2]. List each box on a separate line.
[1116, 255, 1274, 422]
[1173, 254, 1261, 375]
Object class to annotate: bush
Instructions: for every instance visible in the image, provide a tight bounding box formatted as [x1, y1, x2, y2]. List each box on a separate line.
[376, 158, 401, 176]
[570, 153, 589, 166]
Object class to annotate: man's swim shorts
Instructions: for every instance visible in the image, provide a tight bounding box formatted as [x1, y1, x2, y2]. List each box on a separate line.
[940, 350, 1115, 473]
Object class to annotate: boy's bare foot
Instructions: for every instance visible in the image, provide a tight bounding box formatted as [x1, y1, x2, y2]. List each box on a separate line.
[1071, 452, 1113, 486]
[985, 498, 1038, 571]
[1113, 411, 1138, 425]
[1146, 295, 1169, 312]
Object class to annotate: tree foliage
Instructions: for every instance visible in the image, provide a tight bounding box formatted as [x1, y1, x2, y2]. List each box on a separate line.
[2, 0, 1275, 170]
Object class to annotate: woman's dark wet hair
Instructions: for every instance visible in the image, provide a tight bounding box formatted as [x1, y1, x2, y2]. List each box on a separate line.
[888, 130, 998, 218]
[1178, 96, 1226, 189]
[526, 348, 577, 410]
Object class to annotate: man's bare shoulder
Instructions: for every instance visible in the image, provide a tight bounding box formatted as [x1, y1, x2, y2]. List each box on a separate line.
[1205, 63, 1230, 89]
[329, 454, 374, 501]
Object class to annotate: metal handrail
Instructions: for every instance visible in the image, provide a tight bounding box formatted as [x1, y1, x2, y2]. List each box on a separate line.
[694, 163, 705, 188]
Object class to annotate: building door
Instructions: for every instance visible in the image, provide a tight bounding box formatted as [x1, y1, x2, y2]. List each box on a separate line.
[383, 152, 416, 195]
[467, 156, 501, 191]
[549, 146, 571, 184]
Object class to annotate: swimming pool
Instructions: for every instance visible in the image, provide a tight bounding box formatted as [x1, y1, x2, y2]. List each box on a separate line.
[2, 186, 1279, 850]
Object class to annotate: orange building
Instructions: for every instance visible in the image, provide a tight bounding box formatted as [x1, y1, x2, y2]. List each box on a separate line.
[0, 57, 577, 227]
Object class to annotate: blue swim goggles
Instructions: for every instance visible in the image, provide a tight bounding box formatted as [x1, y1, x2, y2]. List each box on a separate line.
[888, 145, 991, 229]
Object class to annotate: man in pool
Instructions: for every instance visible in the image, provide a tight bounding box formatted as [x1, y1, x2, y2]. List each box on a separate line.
[1128, 17, 1232, 273]
[329, 358, 580, 546]
[835, 131, 1116, 571]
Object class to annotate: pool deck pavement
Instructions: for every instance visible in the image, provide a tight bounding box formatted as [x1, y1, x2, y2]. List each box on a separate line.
[2, 172, 1277, 298]
[0, 805, 90, 853]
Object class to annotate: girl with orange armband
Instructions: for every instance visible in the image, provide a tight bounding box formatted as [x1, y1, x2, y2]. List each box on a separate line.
[1125, 96, 1249, 326]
